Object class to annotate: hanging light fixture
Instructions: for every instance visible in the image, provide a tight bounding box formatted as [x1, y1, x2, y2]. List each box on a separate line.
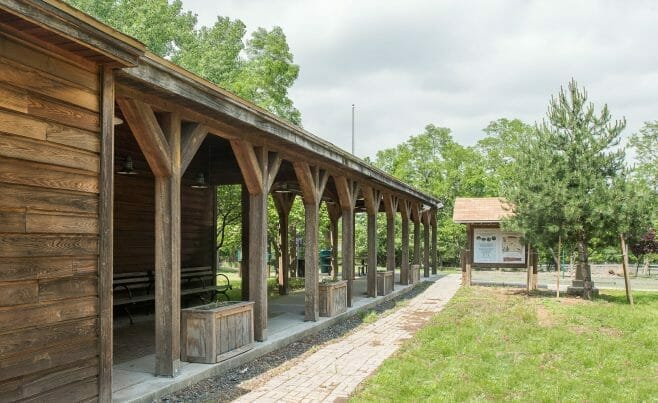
[274, 182, 292, 193]
[191, 172, 208, 189]
[117, 155, 137, 175]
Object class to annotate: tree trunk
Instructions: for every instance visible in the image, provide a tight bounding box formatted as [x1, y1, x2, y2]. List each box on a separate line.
[577, 234, 593, 300]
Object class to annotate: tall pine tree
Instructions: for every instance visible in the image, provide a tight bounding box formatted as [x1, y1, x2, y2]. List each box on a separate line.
[504, 80, 628, 299]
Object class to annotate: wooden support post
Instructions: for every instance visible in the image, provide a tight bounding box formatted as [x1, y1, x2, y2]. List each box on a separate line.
[430, 209, 438, 275]
[383, 194, 399, 273]
[411, 203, 421, 266]
[532, 249, 538, 290]
[240, 184, 249, 300]
[273, 193, 295, 295]
[620, 234, 634, 305]
[211, 186, 218, 274]
[526, 244, 533, 293]
[293, 162, 328, 321]
[400, 200, 411, 285]
[557, 235, 561, 299]
[335, 176, 359, 306]
[363, 186, 382, 297]
[422, 210, 430, 278]
[154, 112, 181, 377]
[327, 201, 341, 280]
[119, 98, 185, 377]
[99, 66, 114, 402]
[231, 140, 281, 341]
[464, 224, 472, 286]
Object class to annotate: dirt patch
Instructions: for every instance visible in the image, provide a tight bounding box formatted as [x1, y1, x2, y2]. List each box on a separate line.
[400, 310, 435, 332]
[598, 327, 623, 338]
[536, 305, 556, 327]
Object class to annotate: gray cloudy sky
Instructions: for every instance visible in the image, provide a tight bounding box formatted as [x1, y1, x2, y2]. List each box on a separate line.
[183, 0, 658, 159]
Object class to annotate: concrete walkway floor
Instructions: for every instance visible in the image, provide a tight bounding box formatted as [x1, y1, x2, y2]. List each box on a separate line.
[233, 274, 461, 402]
[112, 274, 451, 402]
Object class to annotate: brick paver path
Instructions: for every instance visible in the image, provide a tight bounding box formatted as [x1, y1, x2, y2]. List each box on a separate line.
[233, 274, 461, 403]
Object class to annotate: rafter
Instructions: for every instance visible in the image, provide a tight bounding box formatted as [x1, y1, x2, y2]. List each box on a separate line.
[117, 97, 172, 177]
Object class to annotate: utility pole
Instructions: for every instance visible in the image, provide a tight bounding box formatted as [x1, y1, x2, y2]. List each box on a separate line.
[351, 104, 355, 155]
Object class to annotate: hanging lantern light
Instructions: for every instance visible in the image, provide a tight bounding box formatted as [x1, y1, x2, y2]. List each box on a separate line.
[117, 155, 137, 175]
[191, 172, 208, 189]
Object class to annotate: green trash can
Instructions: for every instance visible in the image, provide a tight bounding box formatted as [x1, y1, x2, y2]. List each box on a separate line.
[319, 249, 332, 273]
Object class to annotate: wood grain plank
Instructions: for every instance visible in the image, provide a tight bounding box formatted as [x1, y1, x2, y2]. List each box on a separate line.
[26, 212, 98, 234]
[0, 318, 96, 357]
[99, 65, 114, 403]
[0, 183, 98, 213]
[27, 95, 99, 132]
[0, 33, 99, 91]
[0, 297, 97, 332]
[0, 377, 21, 402]
[0, 57, 99, 112]
[0, 158, 98, 193]
[0, 256, 96, 282]
[0, 209, 25, 232]
[0, 109, 48, 140]
[0, 134, 99, 173]
[0, 337, 97, 383]
[21, 358, 98, 400]
[0, 280, 38, 306]
[46, 123, 100, 153]
[0, 234, 98, 257]
[0, 82, 27, 113]
[39, 276, 97, 301]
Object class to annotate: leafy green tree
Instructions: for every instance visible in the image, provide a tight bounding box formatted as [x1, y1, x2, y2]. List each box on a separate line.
[173, 16, 246, 87]
[67, 0, 301, 125]
[233, 27, 301, 125]
[477, 118, 534, 195]
[629, 121, 658, 203]
[67, 0, 196, 57]
[372, 125, 492, 264]
[503, 79, 650, 299]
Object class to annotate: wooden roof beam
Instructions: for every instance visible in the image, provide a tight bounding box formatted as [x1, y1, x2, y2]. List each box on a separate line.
[293, 162, 328, 206]
[180, 122, 208, 174]
[383, 193, 399, 219]
[116, 97, 172, 177]
[362, 185, 382, 215]
[334, 176, 359, 211]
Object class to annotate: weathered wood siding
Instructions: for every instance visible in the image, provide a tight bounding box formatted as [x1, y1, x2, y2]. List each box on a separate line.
[0, 33, 101, 401]
[114, 129, 213, 274]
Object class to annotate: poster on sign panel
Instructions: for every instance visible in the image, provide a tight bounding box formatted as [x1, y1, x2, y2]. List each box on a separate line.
[473, 228, 525, 265]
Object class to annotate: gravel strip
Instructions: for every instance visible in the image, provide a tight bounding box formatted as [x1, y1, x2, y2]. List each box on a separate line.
[159, 281, 433, 403]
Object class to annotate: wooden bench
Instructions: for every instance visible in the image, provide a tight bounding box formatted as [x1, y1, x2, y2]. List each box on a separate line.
[113, 267, 232, 324]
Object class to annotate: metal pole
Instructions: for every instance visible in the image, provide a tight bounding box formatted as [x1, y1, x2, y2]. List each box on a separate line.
[351, 104, 355, 155]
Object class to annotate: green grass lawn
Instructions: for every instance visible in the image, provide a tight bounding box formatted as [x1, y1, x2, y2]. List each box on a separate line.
[352, 286, 658, 402]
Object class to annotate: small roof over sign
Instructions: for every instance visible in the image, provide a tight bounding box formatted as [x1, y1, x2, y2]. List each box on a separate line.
[452, 197, 513, 224]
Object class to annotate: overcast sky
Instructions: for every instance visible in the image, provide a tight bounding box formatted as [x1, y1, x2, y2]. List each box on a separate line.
[183, 0, 658, 159]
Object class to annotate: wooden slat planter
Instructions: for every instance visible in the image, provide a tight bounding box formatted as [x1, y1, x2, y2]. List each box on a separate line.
[181, 301, 254, 364]
[410, 264, 421, 285]
[377, 270, 394, 296]
[319, 280, 347, 317]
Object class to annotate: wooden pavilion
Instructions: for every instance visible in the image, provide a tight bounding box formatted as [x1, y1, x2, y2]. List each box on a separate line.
[0, 1, 441, 401]
[453, 197, 537, 288]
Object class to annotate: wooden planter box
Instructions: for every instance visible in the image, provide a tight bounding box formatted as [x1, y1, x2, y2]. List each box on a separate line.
[319, 280, 347, 317]
[410, 264, 421, 285]
[181, 301, 254, 364]
[377, 270, 394, 296]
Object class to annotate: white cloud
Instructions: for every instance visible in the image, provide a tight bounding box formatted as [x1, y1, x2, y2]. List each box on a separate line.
[183, 0, 658, 158]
